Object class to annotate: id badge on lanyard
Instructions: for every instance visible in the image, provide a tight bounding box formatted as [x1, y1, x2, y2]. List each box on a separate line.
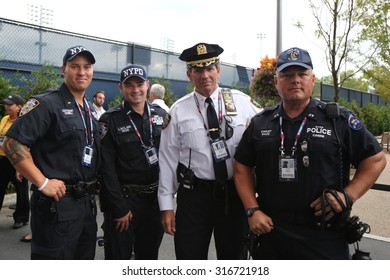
[279, 155, 297, 182]
[144, 146, 158, 167]
[278, 116, 307, 182]
[210, 137, 230, 163]
[82, 145, 94, 167]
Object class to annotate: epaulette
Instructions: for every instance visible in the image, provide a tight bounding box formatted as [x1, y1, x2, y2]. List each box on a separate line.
[104, 103, 122, 115]
[261, 103, 279, 114]
[32, 88, 58, 99]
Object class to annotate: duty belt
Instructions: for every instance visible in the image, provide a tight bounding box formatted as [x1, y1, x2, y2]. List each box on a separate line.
[65, 179, 98, 199]
[121, 182, 158, 198]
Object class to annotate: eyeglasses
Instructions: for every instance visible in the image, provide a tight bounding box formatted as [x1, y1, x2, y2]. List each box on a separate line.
[224, 115, 234, 140]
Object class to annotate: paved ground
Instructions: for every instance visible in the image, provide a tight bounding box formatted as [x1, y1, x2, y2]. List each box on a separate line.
[1, 152, 389, 260]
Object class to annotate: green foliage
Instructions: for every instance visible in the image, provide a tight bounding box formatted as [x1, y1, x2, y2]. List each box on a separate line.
[185, 83, 194, 94]
[321, 70, 370, 92]
[20, 64, 62, 99]
[337, 98, 390, 136]
[149, 77, 177, 107]
[360, 103, 383, 136]
[0, 72, 23, 117]
[108, 93, 123, 108]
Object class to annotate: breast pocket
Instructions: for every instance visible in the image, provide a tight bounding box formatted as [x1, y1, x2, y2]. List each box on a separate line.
[58, 114, 83, 139]
[180, 120, 208, 151]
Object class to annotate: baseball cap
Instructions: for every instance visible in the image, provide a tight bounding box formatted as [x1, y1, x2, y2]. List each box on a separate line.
[120, 64, 148, 83]
[63, 45, 96, 65]
[179, 43, 224, 68]
[276, 47, 313, 72]
[2, 94, 24, 106]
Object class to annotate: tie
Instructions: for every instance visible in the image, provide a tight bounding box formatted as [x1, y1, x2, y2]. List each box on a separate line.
[205, 97, 228, 184]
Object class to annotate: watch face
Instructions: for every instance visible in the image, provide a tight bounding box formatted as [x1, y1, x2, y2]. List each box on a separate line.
[246, 207, 259, 217]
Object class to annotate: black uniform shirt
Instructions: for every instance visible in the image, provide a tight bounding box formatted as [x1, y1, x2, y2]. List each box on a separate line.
[6, 83, 100, 184]
[99, 100, 166, 218]
[234, 98, 382, 219]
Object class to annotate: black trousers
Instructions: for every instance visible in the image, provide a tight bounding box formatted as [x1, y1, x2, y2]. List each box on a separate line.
[30, 191, 97, 259]
[103, 193, 164, 260]
[0, 156, 29, 223]
[174, 180, 247, 260]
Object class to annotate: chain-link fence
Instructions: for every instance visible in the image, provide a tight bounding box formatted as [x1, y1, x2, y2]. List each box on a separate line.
[1, 17, 386, 108]
[0, 18, 254, 107]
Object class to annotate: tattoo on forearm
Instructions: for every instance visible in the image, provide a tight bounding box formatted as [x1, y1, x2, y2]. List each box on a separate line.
[3, 137, 31, 166]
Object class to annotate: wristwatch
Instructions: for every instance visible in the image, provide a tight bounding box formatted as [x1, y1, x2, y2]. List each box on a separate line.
[245, 207, 260, 217]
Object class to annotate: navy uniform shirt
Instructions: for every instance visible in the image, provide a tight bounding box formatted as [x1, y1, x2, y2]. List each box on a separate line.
[234, 97, 383, 219]
[6, 83, 100, 184]
[99, 101, 166, 218]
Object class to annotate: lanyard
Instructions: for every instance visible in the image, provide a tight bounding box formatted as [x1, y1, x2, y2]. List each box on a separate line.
[74, 98, 94, 146]
[194, 91, 223, 137]
[123, 102, 154, 148]
[279, 116, 307, 157]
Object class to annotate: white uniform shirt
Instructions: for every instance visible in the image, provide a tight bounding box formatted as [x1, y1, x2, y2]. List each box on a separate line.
[158, 87, 262, 210]
[152, 99, 170, 113]
[92, 103, 106, 120]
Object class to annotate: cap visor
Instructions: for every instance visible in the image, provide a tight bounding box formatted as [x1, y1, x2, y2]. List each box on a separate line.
[276, 62, 311, 72]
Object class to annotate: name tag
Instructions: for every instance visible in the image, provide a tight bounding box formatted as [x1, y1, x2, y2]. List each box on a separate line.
[144, 146, 158, 167]
[210, 137, 230, 162]
[82, 145, 94, 167]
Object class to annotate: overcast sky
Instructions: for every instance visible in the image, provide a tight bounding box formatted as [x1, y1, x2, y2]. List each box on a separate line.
[0, 0, 330, 77]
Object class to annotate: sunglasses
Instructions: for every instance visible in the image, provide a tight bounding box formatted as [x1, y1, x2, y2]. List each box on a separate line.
[224, 115, 234, 140]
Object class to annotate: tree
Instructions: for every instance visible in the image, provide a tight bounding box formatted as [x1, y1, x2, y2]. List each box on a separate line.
[321, 70, 369, 92]
[358, 0, 390, 99]
[304, 0, 373, 102]
[20, 64, 62, 99]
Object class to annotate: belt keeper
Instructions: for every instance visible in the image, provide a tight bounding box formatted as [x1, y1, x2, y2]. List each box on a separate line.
[38, 178, 49, 191]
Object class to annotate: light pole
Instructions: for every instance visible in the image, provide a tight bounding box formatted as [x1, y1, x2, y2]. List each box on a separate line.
[257, 33, 266, 60]
[28, 4, 53, 64]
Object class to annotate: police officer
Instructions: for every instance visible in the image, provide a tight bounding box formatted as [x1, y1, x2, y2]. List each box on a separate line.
[234, 47, 387, 259]
[158, 43, 261, 259]
[3, 45, 100, 259]
[99, 64, 166, 260]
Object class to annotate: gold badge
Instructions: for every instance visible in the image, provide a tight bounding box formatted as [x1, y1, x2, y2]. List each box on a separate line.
[222, 89, 237, 116]
[197, 44, 207, 55]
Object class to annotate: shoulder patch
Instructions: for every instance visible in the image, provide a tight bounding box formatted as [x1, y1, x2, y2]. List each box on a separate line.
[19, 98, 40, 116]
[162, 113, 171, 129]
[99, 122, 109, 140]
[348, 113, 363, 130]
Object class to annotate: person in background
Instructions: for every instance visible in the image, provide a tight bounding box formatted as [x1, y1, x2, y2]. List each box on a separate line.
[233, 47, 387, 259]
[0, 94, 30, 230]
[158, 42, 262, 259]
[99, 64, 166, 260]
[92, 90, 106, 120]
[149, 84, 169, 113]
[3, 45, 100, 259]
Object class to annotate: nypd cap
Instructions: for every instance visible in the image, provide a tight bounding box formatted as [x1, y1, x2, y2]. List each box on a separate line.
[63, 45, 96, 65]
[120, 64, 148, 83]
[276, 47, 313, 72]
[179, 43, 224, 68]
[2, 94, 24, 106]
